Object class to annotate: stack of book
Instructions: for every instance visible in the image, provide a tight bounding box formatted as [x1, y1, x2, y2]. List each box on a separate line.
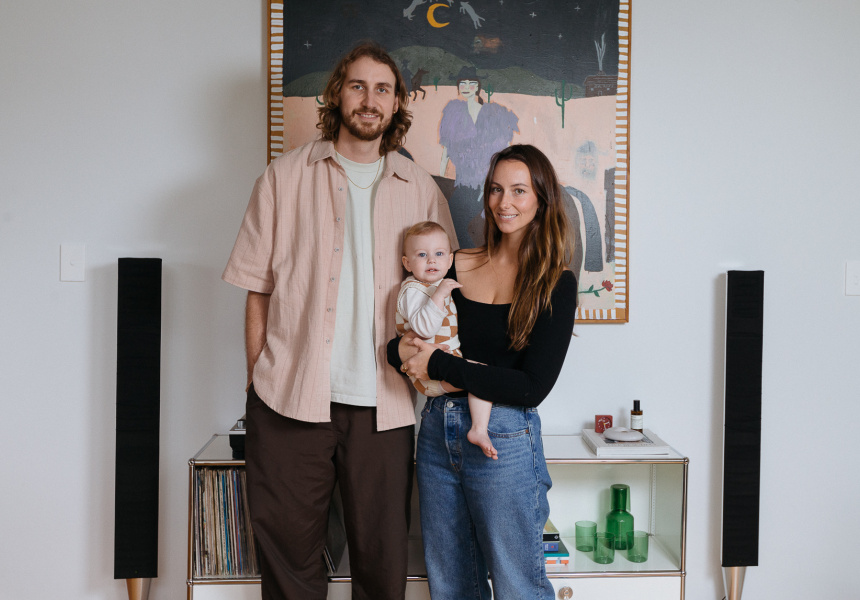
[543, 519, 569, 566]
[581, 428, 670, 456]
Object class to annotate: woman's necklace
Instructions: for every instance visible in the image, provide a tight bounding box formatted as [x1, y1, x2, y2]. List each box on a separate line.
[334, 148, 382, 190]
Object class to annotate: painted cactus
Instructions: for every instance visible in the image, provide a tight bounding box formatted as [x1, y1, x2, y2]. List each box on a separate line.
[555, 81, 573, 128]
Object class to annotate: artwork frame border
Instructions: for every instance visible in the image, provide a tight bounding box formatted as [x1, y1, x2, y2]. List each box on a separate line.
[266, 1, 630, 324]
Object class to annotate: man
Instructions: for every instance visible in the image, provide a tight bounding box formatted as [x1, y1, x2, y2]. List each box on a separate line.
[222, 42, 456, 600]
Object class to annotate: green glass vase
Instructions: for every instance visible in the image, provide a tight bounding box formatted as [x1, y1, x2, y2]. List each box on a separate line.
[606, 484, 634, 550]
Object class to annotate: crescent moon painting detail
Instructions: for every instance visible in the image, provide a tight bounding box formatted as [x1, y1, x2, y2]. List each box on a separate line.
[427, 3, 450, 28]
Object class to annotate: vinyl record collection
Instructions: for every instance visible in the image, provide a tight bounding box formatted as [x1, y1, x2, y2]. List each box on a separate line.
[192, 467, 260, 579]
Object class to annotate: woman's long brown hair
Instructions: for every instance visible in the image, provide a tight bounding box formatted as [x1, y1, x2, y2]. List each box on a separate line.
[482, 145, 574, 351]
[316, 42, 412, 154]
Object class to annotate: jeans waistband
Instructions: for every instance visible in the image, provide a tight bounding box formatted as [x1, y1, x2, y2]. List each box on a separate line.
[427, 394, 469, 412]
[427, 395, 539, 414]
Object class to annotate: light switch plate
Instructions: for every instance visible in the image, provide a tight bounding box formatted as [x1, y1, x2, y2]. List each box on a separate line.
[60, 244, 86, 282]
[847, 261, 860, 296]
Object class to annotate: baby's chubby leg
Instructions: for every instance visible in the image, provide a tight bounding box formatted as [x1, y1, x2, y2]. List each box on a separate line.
[467, 394, 497, 459]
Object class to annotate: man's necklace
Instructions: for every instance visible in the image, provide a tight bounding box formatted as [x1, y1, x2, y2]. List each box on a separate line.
[334, 149, 382, 190]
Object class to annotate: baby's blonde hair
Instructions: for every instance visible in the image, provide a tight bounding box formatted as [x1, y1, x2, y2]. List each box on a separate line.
[402, 221, 451, 255]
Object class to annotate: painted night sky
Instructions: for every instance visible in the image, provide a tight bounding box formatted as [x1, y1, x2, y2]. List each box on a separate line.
[281, 0, 620, 97]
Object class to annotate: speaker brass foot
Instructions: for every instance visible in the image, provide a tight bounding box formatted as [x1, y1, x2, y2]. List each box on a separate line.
[126, 578, 151, 600]
[722, 566, 746, 600]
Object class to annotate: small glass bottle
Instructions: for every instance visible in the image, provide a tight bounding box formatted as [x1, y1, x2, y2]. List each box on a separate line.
[606, 483, 634, 550]
[631, 399, 643, 432]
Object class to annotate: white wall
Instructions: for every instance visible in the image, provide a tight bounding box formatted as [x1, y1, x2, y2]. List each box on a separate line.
[2, 1, 858, 598]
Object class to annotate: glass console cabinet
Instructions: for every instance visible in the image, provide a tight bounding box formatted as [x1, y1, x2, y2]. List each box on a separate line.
[187, 434, 687, 599]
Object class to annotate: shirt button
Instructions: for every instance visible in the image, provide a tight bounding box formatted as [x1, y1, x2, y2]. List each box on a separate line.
[327, 307, 332, 312]
[326, 338, 331, 344]
[446, 401, 454, 408]
[330, 277, 336, 282]
[338, 187, 343, 191]
[336, 217, 342, 222]
[334, 247, 340, 252]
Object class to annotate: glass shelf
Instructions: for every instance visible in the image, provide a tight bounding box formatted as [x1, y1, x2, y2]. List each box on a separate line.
[546, 534, 680, 577]
[190, 434, 242, 465]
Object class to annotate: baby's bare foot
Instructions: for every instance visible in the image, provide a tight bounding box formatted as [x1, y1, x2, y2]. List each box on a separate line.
[468, 429, 498, 460]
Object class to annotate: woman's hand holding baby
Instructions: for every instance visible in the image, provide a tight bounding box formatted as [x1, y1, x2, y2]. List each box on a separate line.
[402, 337, 447, 380]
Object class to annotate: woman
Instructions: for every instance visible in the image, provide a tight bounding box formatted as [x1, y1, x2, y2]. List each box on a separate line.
[439, 66, 519, 246]
[389, 145, 577, 599]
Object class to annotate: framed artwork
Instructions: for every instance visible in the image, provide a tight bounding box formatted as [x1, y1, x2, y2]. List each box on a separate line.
[267, 0, 630, 323]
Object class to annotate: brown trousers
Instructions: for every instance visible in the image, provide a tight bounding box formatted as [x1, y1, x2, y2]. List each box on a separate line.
[245, 386, 414, 600]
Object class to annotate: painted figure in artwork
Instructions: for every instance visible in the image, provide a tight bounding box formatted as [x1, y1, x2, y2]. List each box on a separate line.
[411, 68, 428, 100]
[575, 141, 599, 181]
[439, 66, 519, 246]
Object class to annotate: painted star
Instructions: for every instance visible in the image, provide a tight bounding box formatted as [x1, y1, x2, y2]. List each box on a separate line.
[558, 33, 563, 39]
[303, 41, 311, 49]
[530, 11, 536, 17]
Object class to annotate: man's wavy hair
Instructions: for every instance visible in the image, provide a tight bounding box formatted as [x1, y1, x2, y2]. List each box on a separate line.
[316, 42, 412, 154]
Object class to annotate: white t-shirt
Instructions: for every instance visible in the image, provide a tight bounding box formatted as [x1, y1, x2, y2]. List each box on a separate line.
[329, 152, 384, 407]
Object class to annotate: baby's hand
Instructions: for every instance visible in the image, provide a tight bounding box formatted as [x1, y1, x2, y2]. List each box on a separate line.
[430, 278, 462, 310]
[434, 278, 462, 298]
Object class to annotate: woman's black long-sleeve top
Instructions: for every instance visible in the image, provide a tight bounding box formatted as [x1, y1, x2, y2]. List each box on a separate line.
[387, 260, 577, 408]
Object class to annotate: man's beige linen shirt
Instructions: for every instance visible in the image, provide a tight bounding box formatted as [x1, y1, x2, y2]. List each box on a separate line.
[223, 140, 457, 431]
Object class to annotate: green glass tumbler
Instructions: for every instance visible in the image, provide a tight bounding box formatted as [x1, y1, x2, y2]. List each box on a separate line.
[575, 520, 597, 552]
[626, 530, 649, 563]
[593, 532, 615, 564]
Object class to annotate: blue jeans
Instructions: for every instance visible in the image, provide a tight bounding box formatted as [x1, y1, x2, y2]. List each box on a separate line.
[416, 395, 554, 600]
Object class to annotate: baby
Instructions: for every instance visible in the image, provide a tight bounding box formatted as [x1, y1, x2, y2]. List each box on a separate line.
[395, 221, 497, 459]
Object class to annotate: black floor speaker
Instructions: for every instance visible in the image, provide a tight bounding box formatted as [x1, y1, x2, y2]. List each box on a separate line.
[114, 258, 162, 580]
[721, 270, 764, 568]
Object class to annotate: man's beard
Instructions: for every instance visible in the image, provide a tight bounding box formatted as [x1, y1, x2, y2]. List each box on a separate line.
[341, 107, 392, 142]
